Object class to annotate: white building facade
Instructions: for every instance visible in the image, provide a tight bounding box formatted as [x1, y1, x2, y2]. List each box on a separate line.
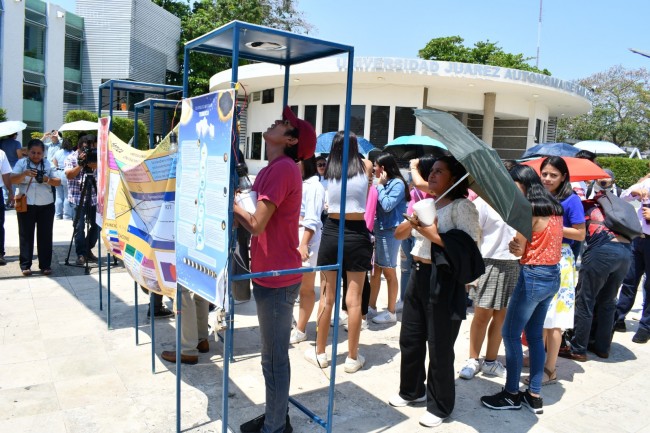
[210, 57, 593, 173]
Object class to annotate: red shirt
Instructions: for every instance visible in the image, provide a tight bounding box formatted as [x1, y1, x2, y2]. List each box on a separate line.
[251, 155, 302, 288]
[521, 215, 563, 265]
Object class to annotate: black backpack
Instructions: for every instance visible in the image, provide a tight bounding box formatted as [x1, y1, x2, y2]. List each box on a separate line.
[584, 190, 642, 241]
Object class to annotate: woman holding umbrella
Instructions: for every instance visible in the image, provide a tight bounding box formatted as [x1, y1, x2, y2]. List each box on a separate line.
[391, 155, 481, 427]
[538, 156, 585, 382]
[10, 139, 61, 275]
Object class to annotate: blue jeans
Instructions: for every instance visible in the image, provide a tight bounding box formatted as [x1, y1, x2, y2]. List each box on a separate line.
[616, 237, 650, 333]
[573, 241, 631, 355]
[399, 237, 414, 300]
[502, 264, 560, 395]
[253, 282, 300, 433]
[72, 203, 99, 257]
[55, 175, 73, 219]
[374, 226, 400, 268]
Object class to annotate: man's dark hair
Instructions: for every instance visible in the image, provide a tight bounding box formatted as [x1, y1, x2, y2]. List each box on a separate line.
[574, 150, 597, 162]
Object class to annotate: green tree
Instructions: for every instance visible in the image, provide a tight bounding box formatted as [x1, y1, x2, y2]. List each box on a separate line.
[0, 108, 6, 122]
[156, 0, 311, 96]
[418, 36, 551, 75]
[557, 66, 650, 149]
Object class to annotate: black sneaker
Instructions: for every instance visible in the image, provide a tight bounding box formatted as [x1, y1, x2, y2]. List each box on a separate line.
[632, 328, 650, 344]
[240, 413, 292, 433]
[613, 320, 627, 333]
[480, 388, 521, 410]
[147, 306, 174, 318]
[521, 389, 544, 414]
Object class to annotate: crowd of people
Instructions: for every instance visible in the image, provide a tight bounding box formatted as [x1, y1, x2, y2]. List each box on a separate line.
[3, 114, 650, 433]
[0, 131, 101, 275]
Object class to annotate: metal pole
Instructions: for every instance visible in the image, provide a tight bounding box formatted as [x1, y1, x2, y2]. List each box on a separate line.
[182, 48, 190, 98]
[107, 252, 111, 329]
[536, 0, 543, 68]
[135, 282, 139, 345]
[175, 285, 182, 433]
[151, 291, 156, 374]
[149, 104, 155, 148]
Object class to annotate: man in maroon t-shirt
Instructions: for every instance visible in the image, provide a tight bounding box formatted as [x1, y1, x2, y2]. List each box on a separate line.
[235, 106, 316, 433]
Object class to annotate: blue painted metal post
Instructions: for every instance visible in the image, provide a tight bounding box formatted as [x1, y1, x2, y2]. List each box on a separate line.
[149, 105, 155, 148]
[176, 285, 182, 433]
[151, 291, 156, 374]
[182, 48, 190, 98]
[107, 252, 111, 329]
[135, 282, 139, 345]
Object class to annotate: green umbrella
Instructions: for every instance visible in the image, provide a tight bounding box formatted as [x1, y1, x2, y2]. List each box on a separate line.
[414, 109, 532, 240]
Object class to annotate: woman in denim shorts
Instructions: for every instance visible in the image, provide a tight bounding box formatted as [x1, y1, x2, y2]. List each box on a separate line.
[368, 152, 409, 324]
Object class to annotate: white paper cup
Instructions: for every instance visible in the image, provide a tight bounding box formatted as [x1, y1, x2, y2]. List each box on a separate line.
[236, 191, 258, 214]
[411, 198, 436, 227]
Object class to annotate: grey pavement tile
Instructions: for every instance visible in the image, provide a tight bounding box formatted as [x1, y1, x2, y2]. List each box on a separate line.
[0, 382, 60, 421]
[63, 397, 149, 433]
[0, 359, 51, 389]
[53, 372, 129, 410]
[0, 340, 47, 365]
[1, 322, 42, 345]
[42, 333, 106, 359]
[48, 351, 115, 382]
[0, 411, 67, 433]
[0, 309, 39, 328]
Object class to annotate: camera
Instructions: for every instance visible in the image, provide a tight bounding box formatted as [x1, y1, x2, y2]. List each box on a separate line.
[599, 180, 609, 188]
[78, 145, 97, 167]
[34, 169, 45, 184]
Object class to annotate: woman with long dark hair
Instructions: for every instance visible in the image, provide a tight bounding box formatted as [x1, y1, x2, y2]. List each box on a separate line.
[482, 164, 563, 415]
[539, 156, 585, 380]
[290, 156, 325, 344]
[307, 131, 373, 373]
[368, 152, 410, 324]
[392, 155, 481, 427]
[10, 139, 61, 276]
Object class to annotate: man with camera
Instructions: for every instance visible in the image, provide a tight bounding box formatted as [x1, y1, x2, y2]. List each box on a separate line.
[64, 135, 99, 266]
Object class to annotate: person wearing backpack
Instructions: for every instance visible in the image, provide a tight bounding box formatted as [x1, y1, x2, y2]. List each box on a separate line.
[585, 169, 622, 199]
[613, 179, 650, 344]
[559, 190, 633, 360]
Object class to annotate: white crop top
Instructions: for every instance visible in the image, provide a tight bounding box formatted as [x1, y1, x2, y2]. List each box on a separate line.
[326, 173, 368, 213]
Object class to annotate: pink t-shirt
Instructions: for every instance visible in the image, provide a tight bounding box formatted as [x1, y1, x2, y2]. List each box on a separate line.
[251, 155, 302, 288]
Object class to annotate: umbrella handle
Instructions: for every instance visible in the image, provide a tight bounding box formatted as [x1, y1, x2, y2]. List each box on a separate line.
[434, 173, 470, 204]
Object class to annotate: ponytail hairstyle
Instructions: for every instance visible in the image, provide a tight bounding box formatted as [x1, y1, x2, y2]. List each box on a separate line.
[325, 131, 365, 181]
[510, 164, 564, 217]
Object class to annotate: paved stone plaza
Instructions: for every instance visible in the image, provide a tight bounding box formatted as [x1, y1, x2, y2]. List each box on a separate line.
[1, 209, 649, 433]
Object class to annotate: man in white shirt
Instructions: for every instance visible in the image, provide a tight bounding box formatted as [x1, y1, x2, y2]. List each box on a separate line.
[0, 149, 14, 265]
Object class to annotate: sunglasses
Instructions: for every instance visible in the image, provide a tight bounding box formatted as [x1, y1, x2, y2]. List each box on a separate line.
[317, 163, 326, 168]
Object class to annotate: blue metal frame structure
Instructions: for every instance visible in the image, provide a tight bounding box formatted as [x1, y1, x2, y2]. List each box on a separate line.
[96, 81, 182, 330]
[132, 98, 181, 374]
[181, 20, 354, 433]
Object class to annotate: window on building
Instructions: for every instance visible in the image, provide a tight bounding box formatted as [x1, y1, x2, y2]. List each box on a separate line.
[290, 105, 298, 116]
[322, 105, 340, 133]
[63, 81, 82, 105]
[262, 89, 274, 104]
[304, 105, 317, 129]
[64, 30, 83, 83]
[350, 105, 366, 137]
[251, 132, 263, 160]
[394, 106, 416, 139]
[370, 105, 390, 147]
[535, 119, 542, 143]
[24, 21, 46, 74]
[23, 71, 46, 136]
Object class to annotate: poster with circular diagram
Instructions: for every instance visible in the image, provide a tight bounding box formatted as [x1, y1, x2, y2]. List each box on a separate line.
[175, 89, 235, 306]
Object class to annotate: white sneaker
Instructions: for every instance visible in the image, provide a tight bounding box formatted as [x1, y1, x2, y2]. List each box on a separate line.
[304, 349, 328, 368]
[395, 300, 404, 313]
[481, 360, 507, 378]
[344, 319, 368, 332]
[330, 311, 348, 327]
[388, 393, 426, 407]
[344, 353, 365, 373]
[372, 310, 397, 324]
[419, 411, 445, 428]
[459, 358, 480, 380]
[289, 328, 307, 344]
[366, 306, 378, 320]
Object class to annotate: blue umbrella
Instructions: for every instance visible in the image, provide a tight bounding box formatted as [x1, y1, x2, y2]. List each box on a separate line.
[385, 135, 448, 149]
[316, 131, 376, 155]
[521, 142, 579, 159]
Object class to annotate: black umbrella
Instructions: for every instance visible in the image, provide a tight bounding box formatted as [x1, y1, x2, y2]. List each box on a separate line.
[414, 109, 532, 240]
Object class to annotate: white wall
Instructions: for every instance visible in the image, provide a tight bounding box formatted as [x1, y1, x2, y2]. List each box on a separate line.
[43, 3, 66, 131]
[0, 1, 26, 123]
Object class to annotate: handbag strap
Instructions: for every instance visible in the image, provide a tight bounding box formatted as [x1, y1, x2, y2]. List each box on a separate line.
[24, 177, 34, 194]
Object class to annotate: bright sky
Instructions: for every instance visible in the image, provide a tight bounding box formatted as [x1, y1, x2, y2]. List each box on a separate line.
[54, 0, 649, 81]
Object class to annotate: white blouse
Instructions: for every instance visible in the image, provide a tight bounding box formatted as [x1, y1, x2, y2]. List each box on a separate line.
[411, 198, 480, 260]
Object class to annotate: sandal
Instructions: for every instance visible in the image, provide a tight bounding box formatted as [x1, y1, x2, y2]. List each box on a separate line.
[42, 269, 52, 276]
[524, 367, 557, 386]
[22, 269, 32, 277]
